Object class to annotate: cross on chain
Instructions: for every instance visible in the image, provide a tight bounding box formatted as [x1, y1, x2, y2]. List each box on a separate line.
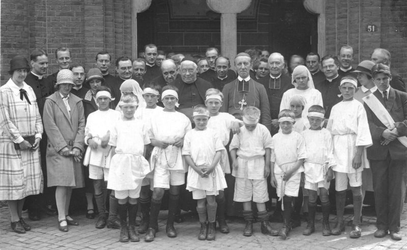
[238, 98, 247, 110]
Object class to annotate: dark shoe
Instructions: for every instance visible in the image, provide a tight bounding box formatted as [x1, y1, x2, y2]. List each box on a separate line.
[129, 225, 140, 242]
[303, 222, 315, 236]
[207, 222, 216, 241]
[331, 221, 345, 235]
[95, 214, 108, 229]
[58, 219, 68, 233]
[19, 218, 31, 231]
[138, 216, 149, 234]
[374, 229, 388, 238]
[107, 218, 121, 229]
[66, 216, 79, 226]
[261, 221, 274, 235]
[28, 210, 40, 221]
[119, 225, 129, 242]
[390, 231, 402, 241]
[144, 228, 156, 242]
[198, 223, 207, 240]
[322, 220, 332, 236]
[11, 221, 26, 234]
[166, 224, 177, 238]
[279, 226, 290, 240]
[243, 221, 253, 237]
[349, 225, 362, 239]
[218, 218, 229, 234]
[86, 209, 96, 219]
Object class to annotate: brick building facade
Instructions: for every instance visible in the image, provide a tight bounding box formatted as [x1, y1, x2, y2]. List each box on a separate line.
[1, 0, 406, 84]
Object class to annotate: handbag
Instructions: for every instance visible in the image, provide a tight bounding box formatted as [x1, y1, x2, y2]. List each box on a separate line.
[14, 135, 36, 150]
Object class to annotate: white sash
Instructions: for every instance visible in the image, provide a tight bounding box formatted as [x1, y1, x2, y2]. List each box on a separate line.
[363, 93, 407, 147]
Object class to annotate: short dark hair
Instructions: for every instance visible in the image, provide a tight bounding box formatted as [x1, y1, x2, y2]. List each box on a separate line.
[215, 56, 231, 68]
[157, 50, 166, 56]
[55, 47, 70, 59]
[321, 54, 340, 67]
[95, 51, 111, 61]
[133, 58, 146, 65]
[143, 83, 162, 94]
[206, 47, 219, 55]
[96, 85, 112, 94]
[70, 63, 84, 71]
[115, 56, 132, 67]
[30, 49, 48, 62]
[306, 52, 320, 62]
[144, 44, 157, 52]
[162, 84, 178, 93]
[308, 105, 325, 114]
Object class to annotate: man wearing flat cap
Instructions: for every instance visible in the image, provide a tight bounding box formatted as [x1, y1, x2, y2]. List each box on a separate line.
[363, 63, 407, 241]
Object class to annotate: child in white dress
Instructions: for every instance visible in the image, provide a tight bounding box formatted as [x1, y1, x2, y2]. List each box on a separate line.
[301, 105, 335, 236]
[205, 88, 241, 233]
[270, 109, 306, 240]
[328, 76, 372, 238]
[138, 84, 163, 234]
[230, 106, 276, 237]
[84, 87, 120, 229]
[107, 95, 151, 243]
[183, 105, 227, 241]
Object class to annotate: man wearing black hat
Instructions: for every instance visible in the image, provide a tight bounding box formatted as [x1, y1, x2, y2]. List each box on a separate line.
[24, 49, 56, 221]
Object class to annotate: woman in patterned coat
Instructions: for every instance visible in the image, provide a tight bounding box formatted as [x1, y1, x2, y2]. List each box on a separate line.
[0, 56, 43, 234]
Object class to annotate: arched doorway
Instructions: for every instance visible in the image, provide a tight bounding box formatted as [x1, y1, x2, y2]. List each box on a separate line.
[137, 0, 318, 59]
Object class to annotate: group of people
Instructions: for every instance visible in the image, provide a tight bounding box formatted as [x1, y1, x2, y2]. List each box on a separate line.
[1, 43, 406, 244]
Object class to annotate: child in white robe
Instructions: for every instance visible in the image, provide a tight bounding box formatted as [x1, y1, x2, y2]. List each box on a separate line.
[205, 88, 242, 233]
[271, 109, 306, 240]
[84, 87, 120, 229]
[328, 76, 372, 238]
[183, 105, 227, 241]
[138, 84, 163, 234]
[301, 105, 335, 236]
[107, 95, 151, 243]
[230, 106, 276, 237]
[289, 95, 310, 133]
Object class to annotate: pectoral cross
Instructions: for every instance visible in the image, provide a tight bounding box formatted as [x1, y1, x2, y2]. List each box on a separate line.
[238, 98, 247, 110]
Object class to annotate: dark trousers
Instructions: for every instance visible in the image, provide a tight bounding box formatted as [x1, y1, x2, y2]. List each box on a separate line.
[370, 155, 406, 232]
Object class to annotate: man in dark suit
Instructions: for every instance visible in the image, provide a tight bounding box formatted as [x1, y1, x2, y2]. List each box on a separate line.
[143, 44, 161, 84]
[209, 56, 236, 91]
[200, 47, 236, 82]
[363, 63, 407, 241]
[306, 52, 325, 84]
[150, 59, 179, 89]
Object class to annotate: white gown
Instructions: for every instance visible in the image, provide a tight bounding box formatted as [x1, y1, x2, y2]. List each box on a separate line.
[280, 88, 324, 118]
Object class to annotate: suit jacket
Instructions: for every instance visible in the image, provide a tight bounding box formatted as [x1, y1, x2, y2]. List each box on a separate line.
[364, 88, 407, 160]
[221, 78, 272, 131]
[25, 72, 54, 117]
[390, 69, 406, 92]
[171, 77, 212, 108]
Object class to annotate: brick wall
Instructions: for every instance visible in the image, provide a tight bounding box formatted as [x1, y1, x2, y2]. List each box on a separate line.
[324, 0, 407, 80]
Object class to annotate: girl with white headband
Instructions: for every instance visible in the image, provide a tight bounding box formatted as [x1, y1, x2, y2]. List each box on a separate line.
[328, 76, 372, 239]
[83, 86, 121, 230]
[107, 94, 152, 243]
[144, 85, 191, 242]
[270, 109, 306, 240]
[183, 105, 227, 241]
[117, 79, 146, 119]
[280, 65, 323, 119]
[301, 105, 335, 236]
[229, 106, 276, 237]
[205, 88, 242, 233]
[138, 84, 163, 235]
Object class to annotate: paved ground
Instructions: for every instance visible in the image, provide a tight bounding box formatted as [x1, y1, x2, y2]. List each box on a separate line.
[1, 202, 407, 250]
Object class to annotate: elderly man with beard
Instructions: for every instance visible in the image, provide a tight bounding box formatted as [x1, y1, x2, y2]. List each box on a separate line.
[221, 52, 272, 131]
[171, 60, 212, 122]
[338, 45, 355, 77]
[257, 52, 293, 134]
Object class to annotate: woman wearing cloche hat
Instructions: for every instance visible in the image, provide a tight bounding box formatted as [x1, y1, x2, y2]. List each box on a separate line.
[0, 55, 43, 234]
[43, 69, 86, 232]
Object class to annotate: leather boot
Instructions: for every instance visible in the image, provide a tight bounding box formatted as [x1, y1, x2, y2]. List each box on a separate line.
[107, 195, 120, 229]
[303, 202, 316, 236]
[216, 195, 229, 233]
[280, 196, 292, 240]
[166, 194, 179, 238]
[258, 211, 278, 235]
[242, 210, 254, 237]
[198, 222, 207, 240]
[207, 222, 216, 241]
[128, 203, 140, 242]
[321, 202, 331, 236]
[144, 199, 161, 242]
[118, 204, 129, 242]
[349, 195, 362, 239]
[138, 198, 150, 234]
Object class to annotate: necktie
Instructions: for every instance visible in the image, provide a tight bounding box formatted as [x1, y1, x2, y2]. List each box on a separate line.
[19, 89, 31, 105]
[383, 91, 388, 102]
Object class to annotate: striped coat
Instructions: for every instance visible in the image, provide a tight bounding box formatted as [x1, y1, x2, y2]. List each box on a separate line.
[0, 79, 43, 200]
